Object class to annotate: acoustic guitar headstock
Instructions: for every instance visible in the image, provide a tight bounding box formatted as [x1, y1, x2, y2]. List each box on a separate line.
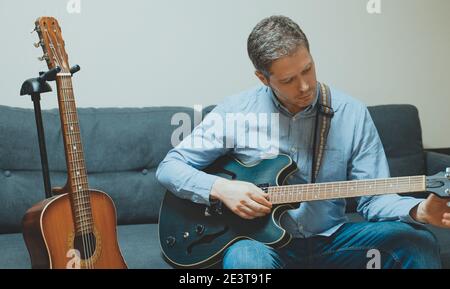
[34, 17, 70, 73]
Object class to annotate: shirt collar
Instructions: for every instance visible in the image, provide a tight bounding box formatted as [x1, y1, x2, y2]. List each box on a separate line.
[269, 82, 320, 118]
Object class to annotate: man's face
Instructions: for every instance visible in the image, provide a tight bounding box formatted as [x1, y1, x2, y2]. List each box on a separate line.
[256, 46, 317, 115]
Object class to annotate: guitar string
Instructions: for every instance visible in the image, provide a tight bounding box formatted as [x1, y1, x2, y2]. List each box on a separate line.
[54, 32, 95, 269]
[60, 74, 90, 269]
[48, 29, 92, 268]
[267, 177, 425, 204]
[49, 36, 90, 269]
[62, 74, 93, 269]
[268, 178, 425, 203]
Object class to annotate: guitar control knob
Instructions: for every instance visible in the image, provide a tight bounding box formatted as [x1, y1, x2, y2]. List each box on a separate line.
[196, 224, 205, 235]
[183, 232, 190, 239]
[166, 236, 176, 247]
[445, 168, 450, 179]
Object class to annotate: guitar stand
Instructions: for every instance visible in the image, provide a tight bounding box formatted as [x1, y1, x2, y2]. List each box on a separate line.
[20, 65, 80, 199]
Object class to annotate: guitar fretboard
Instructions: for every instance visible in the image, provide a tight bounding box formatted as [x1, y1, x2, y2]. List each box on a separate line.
[57, 74, 93, 234]
[267, 175, 426, 204]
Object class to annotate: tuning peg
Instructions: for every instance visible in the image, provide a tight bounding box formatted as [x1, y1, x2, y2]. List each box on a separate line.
[37, 54, 49, 62]
[34, 40, 43, 48]
[31, 26, 41, 34]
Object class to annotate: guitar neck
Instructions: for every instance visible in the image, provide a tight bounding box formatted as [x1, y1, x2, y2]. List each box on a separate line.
[267, 175, 426, 204]
[56, 73, 93, 234]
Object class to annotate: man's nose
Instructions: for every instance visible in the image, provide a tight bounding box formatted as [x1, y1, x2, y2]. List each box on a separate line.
[299, 79, 309, 93]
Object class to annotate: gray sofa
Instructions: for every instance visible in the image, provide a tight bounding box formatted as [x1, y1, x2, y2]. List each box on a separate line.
[0, 104, 449, 269]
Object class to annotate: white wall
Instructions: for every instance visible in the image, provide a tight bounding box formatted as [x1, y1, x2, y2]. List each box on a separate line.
[0, 0, 449, 148]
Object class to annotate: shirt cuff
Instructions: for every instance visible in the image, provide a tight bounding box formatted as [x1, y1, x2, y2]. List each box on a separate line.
[188, 171, 220, 206]
[398, 197, 426, 225]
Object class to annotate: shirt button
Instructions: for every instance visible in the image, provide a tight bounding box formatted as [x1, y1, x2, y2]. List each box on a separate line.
[141, 169, 148, 175]
[4, 170, 11, 177]
[290, 147, 297, 153]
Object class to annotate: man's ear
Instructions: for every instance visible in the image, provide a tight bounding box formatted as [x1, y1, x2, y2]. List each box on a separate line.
[255, 70, 270, 86]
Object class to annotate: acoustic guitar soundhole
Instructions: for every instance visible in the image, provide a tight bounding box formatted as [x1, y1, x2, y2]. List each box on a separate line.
[73, 232, 97, 260]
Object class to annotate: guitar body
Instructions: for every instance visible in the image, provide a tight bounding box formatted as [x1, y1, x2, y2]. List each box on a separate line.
[22, 189, 127, 269]
[159, 154, 298, 268]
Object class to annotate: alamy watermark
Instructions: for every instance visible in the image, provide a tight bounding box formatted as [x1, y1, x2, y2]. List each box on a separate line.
[367, 0, 381, 14]
[67, 0, 81, 14]
[171, 105, 280, 158]
[366, 248, 381, 269]
[66, 248, 81, 269]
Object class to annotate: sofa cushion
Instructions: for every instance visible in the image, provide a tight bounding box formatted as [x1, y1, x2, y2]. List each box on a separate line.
[0, 105, 214, 233]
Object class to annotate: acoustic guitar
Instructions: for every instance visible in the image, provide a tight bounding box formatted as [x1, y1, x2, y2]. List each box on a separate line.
[22, 17, 127, 269]
[159, 154, 450, 268]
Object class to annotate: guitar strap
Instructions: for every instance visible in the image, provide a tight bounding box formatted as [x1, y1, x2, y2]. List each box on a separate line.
[311, 82, 334, 183]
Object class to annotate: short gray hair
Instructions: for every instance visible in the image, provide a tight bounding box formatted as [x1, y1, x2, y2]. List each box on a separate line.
[247, 15, 310, 78]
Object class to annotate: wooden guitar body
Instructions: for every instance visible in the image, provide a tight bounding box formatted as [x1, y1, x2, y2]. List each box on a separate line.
[23, 189, 126, 269]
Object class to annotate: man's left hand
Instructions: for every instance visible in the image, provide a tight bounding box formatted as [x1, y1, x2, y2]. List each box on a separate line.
[411, 194, 450, 228]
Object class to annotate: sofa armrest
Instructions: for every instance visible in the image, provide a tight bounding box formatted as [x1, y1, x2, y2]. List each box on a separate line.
[425, 151, 450, 175]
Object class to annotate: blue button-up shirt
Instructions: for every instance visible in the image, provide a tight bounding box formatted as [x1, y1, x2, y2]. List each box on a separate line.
[156, 83, 424, 238]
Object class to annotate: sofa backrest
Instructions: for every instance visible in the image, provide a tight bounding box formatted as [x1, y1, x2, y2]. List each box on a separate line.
[0, 105, 213, 234]
[0, 104, 425, 233]
[368, 105, 425, 177]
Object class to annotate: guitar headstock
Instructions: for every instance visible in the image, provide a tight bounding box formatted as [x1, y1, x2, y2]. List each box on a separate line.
[426, 168, 450, 198]
[34, 17, 70, 73]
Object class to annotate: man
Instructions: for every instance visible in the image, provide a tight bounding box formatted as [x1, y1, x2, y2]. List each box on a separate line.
[156, 15, 449, 268]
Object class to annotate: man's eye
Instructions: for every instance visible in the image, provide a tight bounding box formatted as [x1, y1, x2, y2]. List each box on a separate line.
[282, 78, 293, 84]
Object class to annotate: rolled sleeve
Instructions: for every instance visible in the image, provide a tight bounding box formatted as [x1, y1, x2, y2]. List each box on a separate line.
[156, 106, 231, 206]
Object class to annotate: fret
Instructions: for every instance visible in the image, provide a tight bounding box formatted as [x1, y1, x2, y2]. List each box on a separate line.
[69, 170, 88, 180]
[71, 188, 89, 195]
[70, 167, 87, 174]
[75, 223, 93, 230]
[68, 149, 84, 155]
[71, 189, 89, 195]
[73, 207, 92, 217]
[67, 140, 82, 146]
[66, 130, 81, 136]
[68, 152, 86, 161]
[71, 181, 89, 188]
[68, 155, 86, 162]
[74, 205, 92, 213]
[60, 108, 77, 114]
[72, 202, 92, 211]
[74, 211, 93, 219]
[75, 225, 94, 234]
[64, 120, 80, 125]
[71, 191, 90, 198]
[71, 195, 91, 203]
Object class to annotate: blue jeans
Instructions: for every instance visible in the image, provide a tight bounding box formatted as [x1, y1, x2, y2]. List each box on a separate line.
[222, 221, 441, 269]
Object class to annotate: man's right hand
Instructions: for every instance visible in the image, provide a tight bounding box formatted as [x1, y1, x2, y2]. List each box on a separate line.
[210, 178, 272, 220]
